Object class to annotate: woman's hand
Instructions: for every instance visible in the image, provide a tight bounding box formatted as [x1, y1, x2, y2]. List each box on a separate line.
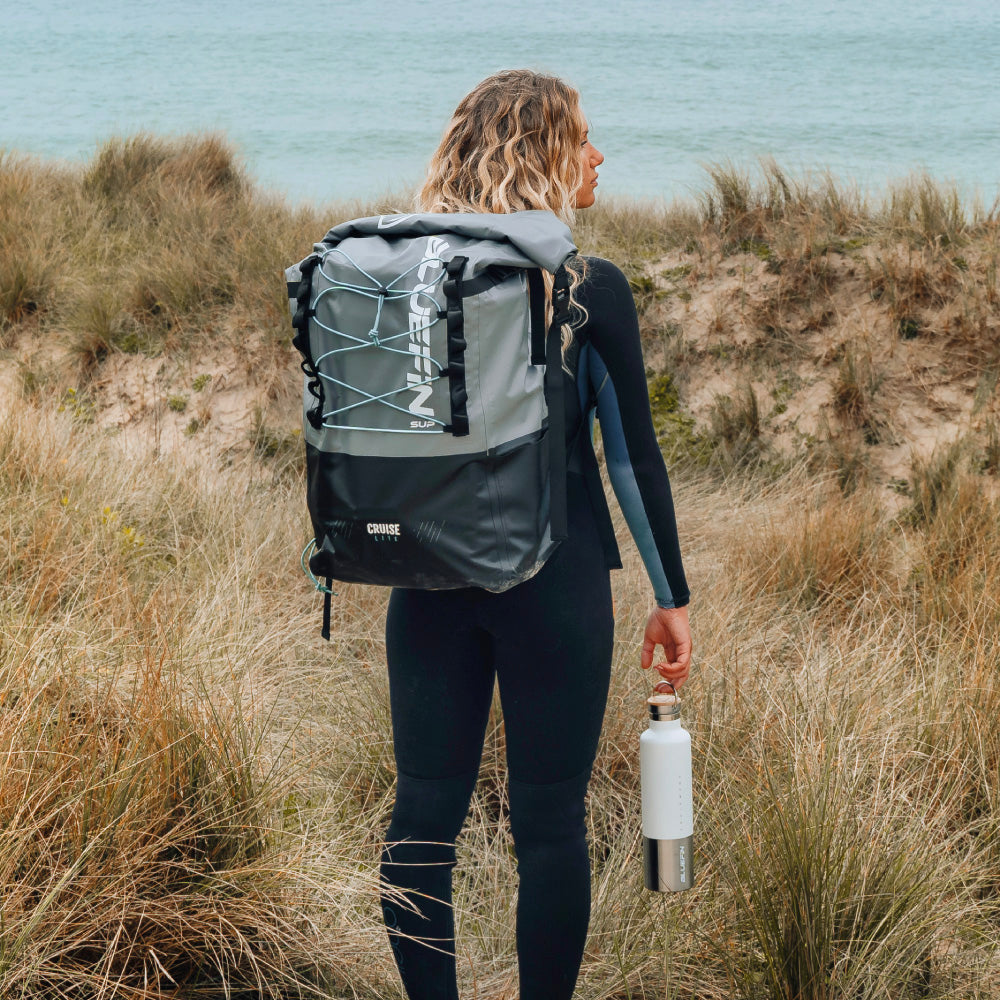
[640, 605, 692, 689]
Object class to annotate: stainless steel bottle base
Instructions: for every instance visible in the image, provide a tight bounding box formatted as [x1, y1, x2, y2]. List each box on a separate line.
[643, 834, 694, 892]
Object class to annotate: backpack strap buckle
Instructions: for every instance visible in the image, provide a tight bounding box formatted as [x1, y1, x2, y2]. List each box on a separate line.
[551, 264, 572, 326]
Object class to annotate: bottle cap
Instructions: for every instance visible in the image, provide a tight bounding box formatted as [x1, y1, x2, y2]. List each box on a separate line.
[647, 681, 681, 720]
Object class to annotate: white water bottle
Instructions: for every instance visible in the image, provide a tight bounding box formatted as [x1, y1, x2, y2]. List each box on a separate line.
[640, 683, 694, 891]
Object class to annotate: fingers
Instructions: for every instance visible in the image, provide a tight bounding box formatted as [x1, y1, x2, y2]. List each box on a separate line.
[642, 606, 692, 686]
[649, 635, 691, 688]
[640, 636, 656, 671]
[655, 662, 689, 688]
[670, 637, 692, 672]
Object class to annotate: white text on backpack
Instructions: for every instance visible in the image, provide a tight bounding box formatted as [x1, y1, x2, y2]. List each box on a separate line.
[407, 236, 449, 419]
[366, 522, 401, 538]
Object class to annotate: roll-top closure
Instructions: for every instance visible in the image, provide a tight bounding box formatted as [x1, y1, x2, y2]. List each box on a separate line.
[320, 210, 578, 277]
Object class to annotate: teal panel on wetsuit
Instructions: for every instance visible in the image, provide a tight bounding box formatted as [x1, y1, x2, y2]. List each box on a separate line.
[579, 343, 677, 608]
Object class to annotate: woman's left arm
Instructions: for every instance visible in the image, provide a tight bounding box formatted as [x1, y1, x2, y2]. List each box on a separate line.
[581, 258, 692, 686]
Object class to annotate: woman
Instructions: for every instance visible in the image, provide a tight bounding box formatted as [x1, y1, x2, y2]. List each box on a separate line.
[380, 69, 691, 1000]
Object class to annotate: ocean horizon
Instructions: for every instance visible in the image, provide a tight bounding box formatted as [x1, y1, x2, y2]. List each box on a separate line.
[3, 0, 999, 208]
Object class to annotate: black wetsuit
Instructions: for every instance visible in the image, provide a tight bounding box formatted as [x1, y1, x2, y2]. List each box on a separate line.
[381, 257, 689, 1000]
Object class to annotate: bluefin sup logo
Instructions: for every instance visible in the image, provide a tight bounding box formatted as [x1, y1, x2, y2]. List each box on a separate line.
[406, 235, 449, 420]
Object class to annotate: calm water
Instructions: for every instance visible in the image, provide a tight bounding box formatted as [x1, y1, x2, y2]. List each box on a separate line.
[3, 0, 999, 207]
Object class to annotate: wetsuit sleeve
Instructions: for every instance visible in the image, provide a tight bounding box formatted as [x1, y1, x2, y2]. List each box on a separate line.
[579, 257, 689, 609]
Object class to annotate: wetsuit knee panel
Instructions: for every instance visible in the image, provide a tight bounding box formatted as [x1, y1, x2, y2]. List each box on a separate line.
[386, 770, 479, 845]
[508, 769, 591, 848]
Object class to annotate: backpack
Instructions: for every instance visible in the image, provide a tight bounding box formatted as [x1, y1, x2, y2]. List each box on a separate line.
[286, 211, 578, 637]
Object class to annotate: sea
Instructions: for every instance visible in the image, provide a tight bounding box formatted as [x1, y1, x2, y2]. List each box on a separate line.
[2, 0, 999, 209]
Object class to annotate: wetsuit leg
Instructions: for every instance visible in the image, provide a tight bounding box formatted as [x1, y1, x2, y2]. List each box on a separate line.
[487, 475, 615, 1000]
[382, 587, 494, 1000]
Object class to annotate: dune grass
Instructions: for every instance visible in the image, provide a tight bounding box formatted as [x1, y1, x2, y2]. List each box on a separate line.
[2, 137, 1000, 997]
[0, 407, 388, 998]
[6, 396, 1000, 998]
[3, 136, 996, 404]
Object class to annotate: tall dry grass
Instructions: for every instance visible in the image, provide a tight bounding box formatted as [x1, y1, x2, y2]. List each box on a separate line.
[0, 406, 391, 998]
[3, 394, 1000, 1000]
[2, 136, 338, 391]
[569, 465, 1000, 999]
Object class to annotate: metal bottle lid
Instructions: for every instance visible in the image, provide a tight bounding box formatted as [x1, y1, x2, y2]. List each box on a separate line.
[647, 693, 681, 720]
[647, 680, 681, 720]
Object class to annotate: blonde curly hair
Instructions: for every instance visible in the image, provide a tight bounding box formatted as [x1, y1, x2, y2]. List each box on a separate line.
[419, 70, 590, 345]
[419, 69, 584, 223]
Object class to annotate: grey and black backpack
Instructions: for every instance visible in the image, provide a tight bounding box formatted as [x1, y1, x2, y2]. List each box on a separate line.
[286, 211, 578, 637]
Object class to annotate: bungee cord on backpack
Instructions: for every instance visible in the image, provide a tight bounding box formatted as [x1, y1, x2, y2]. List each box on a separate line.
[310, 247, 452, 433]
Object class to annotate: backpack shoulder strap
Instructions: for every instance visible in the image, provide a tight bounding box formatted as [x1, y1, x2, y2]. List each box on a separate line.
[544, 263, 572, 541]
[527, 269, 547, 365]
